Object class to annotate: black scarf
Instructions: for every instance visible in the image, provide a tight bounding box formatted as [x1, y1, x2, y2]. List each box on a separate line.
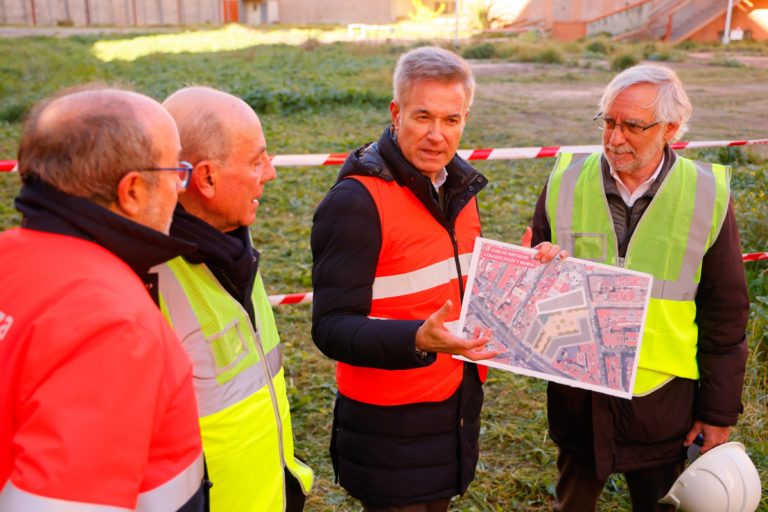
[169, 204, 259, 316]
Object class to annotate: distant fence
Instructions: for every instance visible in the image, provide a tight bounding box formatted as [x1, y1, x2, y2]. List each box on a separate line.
[0, 0, 225, 26]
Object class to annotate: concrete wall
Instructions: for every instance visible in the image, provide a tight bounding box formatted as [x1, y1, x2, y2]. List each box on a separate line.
[0, 0, 221, 25]
[276, 0, 396, 24]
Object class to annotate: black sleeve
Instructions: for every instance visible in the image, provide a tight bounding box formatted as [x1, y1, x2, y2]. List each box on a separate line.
[310, 179, 435, 369]
[694, 199, 750, 426]
[530, 183, 552, 247]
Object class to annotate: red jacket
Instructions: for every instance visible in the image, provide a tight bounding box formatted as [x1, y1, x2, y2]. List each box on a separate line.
[0, 228, 204, 510]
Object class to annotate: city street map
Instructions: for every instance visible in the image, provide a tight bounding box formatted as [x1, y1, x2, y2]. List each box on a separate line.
[456, 238, 653, 399]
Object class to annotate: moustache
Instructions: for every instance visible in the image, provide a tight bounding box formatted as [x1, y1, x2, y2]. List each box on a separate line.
[606, 144, 635, 155]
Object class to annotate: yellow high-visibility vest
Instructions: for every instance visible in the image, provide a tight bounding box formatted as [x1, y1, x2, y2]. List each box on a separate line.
[154, 259, 313, 511]
[545, 152, 730, 395]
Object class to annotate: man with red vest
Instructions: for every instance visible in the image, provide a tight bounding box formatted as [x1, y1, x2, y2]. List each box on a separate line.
[311, 47, 561, 511]
[0, 86, 207, 511]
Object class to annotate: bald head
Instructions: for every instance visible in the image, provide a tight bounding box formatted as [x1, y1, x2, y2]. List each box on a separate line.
[163, 86, 276, 232]
[18, 87, 178, 206]
[163, 86, 261, 166]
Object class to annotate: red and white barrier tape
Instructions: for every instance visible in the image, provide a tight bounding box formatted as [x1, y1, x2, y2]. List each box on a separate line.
[267, 292, 313, 307]
[742, 252, 768, 263]
[267, 252, 767, 306]
[2, 138, 767, 172]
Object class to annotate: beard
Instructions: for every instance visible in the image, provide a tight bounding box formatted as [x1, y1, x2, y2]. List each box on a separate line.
[605, 129, 667, 177]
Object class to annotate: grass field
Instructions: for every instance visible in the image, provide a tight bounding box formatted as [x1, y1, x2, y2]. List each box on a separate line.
[1, 27, 766, 511]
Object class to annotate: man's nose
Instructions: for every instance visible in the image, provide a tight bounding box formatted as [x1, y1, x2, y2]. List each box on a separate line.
[263, 155, 277, 183]
[608, 124, 627, 145]
[427, 121, 443, 141]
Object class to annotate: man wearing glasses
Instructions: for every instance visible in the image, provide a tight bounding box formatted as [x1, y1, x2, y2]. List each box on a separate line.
[0, 86, 207, 510]
[154, 86, 313, 512]
[529, 64, 749, 511]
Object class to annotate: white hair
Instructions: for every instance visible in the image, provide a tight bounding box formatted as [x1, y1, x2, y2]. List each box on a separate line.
[393, 46, 475, 108]
[599, 64, 692, 141]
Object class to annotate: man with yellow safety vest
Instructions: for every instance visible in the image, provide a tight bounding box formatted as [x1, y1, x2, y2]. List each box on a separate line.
[311, 47, 561, 511]
[0, 86, 207, 511]
[155, 87, 313, 512]
[530, 64, 750, 511]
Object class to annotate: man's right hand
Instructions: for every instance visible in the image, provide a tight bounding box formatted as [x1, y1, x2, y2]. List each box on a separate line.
[415, 300, 501, 361]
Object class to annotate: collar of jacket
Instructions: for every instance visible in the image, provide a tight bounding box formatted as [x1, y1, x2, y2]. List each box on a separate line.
[15, 176, 195, 278]
[337, 126, 488, 225]
[169, 203, 259, 307]
[600, 144, 678, 200]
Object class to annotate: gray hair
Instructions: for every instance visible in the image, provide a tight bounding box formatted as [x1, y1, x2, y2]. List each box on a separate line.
[393, 46, 475, 108]
[18, 86, 157, 206]
[599, 64, 692, 141]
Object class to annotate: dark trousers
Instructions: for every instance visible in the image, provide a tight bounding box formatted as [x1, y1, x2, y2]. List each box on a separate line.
[553, 448, 684, 512]
[285, 468, 306, 512]
[363, 498, 452, 512]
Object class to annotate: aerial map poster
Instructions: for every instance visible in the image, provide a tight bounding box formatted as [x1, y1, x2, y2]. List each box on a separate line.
[456, 238, 653, 399]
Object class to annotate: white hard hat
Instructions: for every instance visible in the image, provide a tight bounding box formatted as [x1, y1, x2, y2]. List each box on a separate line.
[659, 442, 761, 512]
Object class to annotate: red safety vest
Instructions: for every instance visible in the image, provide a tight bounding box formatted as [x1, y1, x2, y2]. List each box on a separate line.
[337, 176, 487, 407]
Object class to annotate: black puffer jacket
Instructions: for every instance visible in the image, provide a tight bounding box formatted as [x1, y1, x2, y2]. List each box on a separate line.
[311, 127, 488, 507]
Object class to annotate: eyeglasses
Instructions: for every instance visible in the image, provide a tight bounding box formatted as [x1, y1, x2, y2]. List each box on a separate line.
[593, 113, 659, 135]
[141, 161, 193, 190]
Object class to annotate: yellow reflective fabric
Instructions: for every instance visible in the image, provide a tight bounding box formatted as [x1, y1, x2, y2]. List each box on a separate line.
[201, 367, 312, 512]
[635, 298, 699, 394]
[156, 259, 313, 511]
[546, 154, 730, 396]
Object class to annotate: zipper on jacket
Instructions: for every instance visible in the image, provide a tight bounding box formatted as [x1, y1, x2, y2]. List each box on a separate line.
[448, 226, 465, 301]
[208, 267, 289, 506]
[620, 161, 675, 269]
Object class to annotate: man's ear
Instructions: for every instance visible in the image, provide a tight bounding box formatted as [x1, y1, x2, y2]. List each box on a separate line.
[389, 100, 400, 130]
[113, 171, 147, 219]
[191, 160, 217, 200]
[663, 122, 680, 143]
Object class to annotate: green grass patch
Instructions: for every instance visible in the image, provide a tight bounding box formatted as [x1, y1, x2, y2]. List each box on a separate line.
[0, 32, 766, 511]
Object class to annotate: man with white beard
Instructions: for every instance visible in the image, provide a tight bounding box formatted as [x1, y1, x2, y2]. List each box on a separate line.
[529, 64, 749, 511]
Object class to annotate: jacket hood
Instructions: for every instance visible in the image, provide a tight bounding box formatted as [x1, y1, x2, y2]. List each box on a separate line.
[15, 176, 195, 277]
[338, 126, 487, 193]
[336, 126, 488, 228]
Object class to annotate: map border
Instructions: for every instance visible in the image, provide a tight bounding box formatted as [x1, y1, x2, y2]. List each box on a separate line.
[455, 237, 653, 399]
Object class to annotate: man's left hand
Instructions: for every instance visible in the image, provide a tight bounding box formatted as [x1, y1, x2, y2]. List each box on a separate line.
[521, 226, 567, 263]
[684, 421, 731, 455]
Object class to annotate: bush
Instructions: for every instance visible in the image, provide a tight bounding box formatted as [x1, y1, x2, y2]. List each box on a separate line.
[611, 53, 638, 71]
[241, 86, 389, 115]
[585, 40, 608, 55]
[710, 55, 746, 68]
[537, 47, 564, 64]
[676, 39, 698, 51]
[462, 42, 496, 60]
[0, 102, 29, 123]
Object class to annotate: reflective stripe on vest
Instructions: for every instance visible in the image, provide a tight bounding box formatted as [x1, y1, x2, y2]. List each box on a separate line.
[0, 453, 203, 512]
[155, 262, 282, 417]
[546, 152, 730, 395]
[154, 260, 313, 510]
[336, 175, 485, 407]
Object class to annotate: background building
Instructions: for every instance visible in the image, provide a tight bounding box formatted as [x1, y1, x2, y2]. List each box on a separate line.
[1, 0, 765, 43]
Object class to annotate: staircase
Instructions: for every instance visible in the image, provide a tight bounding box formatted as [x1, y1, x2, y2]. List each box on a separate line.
[605, 0, 744, 43]
[667, 0, 742, 42]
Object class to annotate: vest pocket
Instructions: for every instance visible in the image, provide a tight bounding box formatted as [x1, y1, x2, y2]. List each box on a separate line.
[206, 319, 258, 385]
[573, 233, 607, 262]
